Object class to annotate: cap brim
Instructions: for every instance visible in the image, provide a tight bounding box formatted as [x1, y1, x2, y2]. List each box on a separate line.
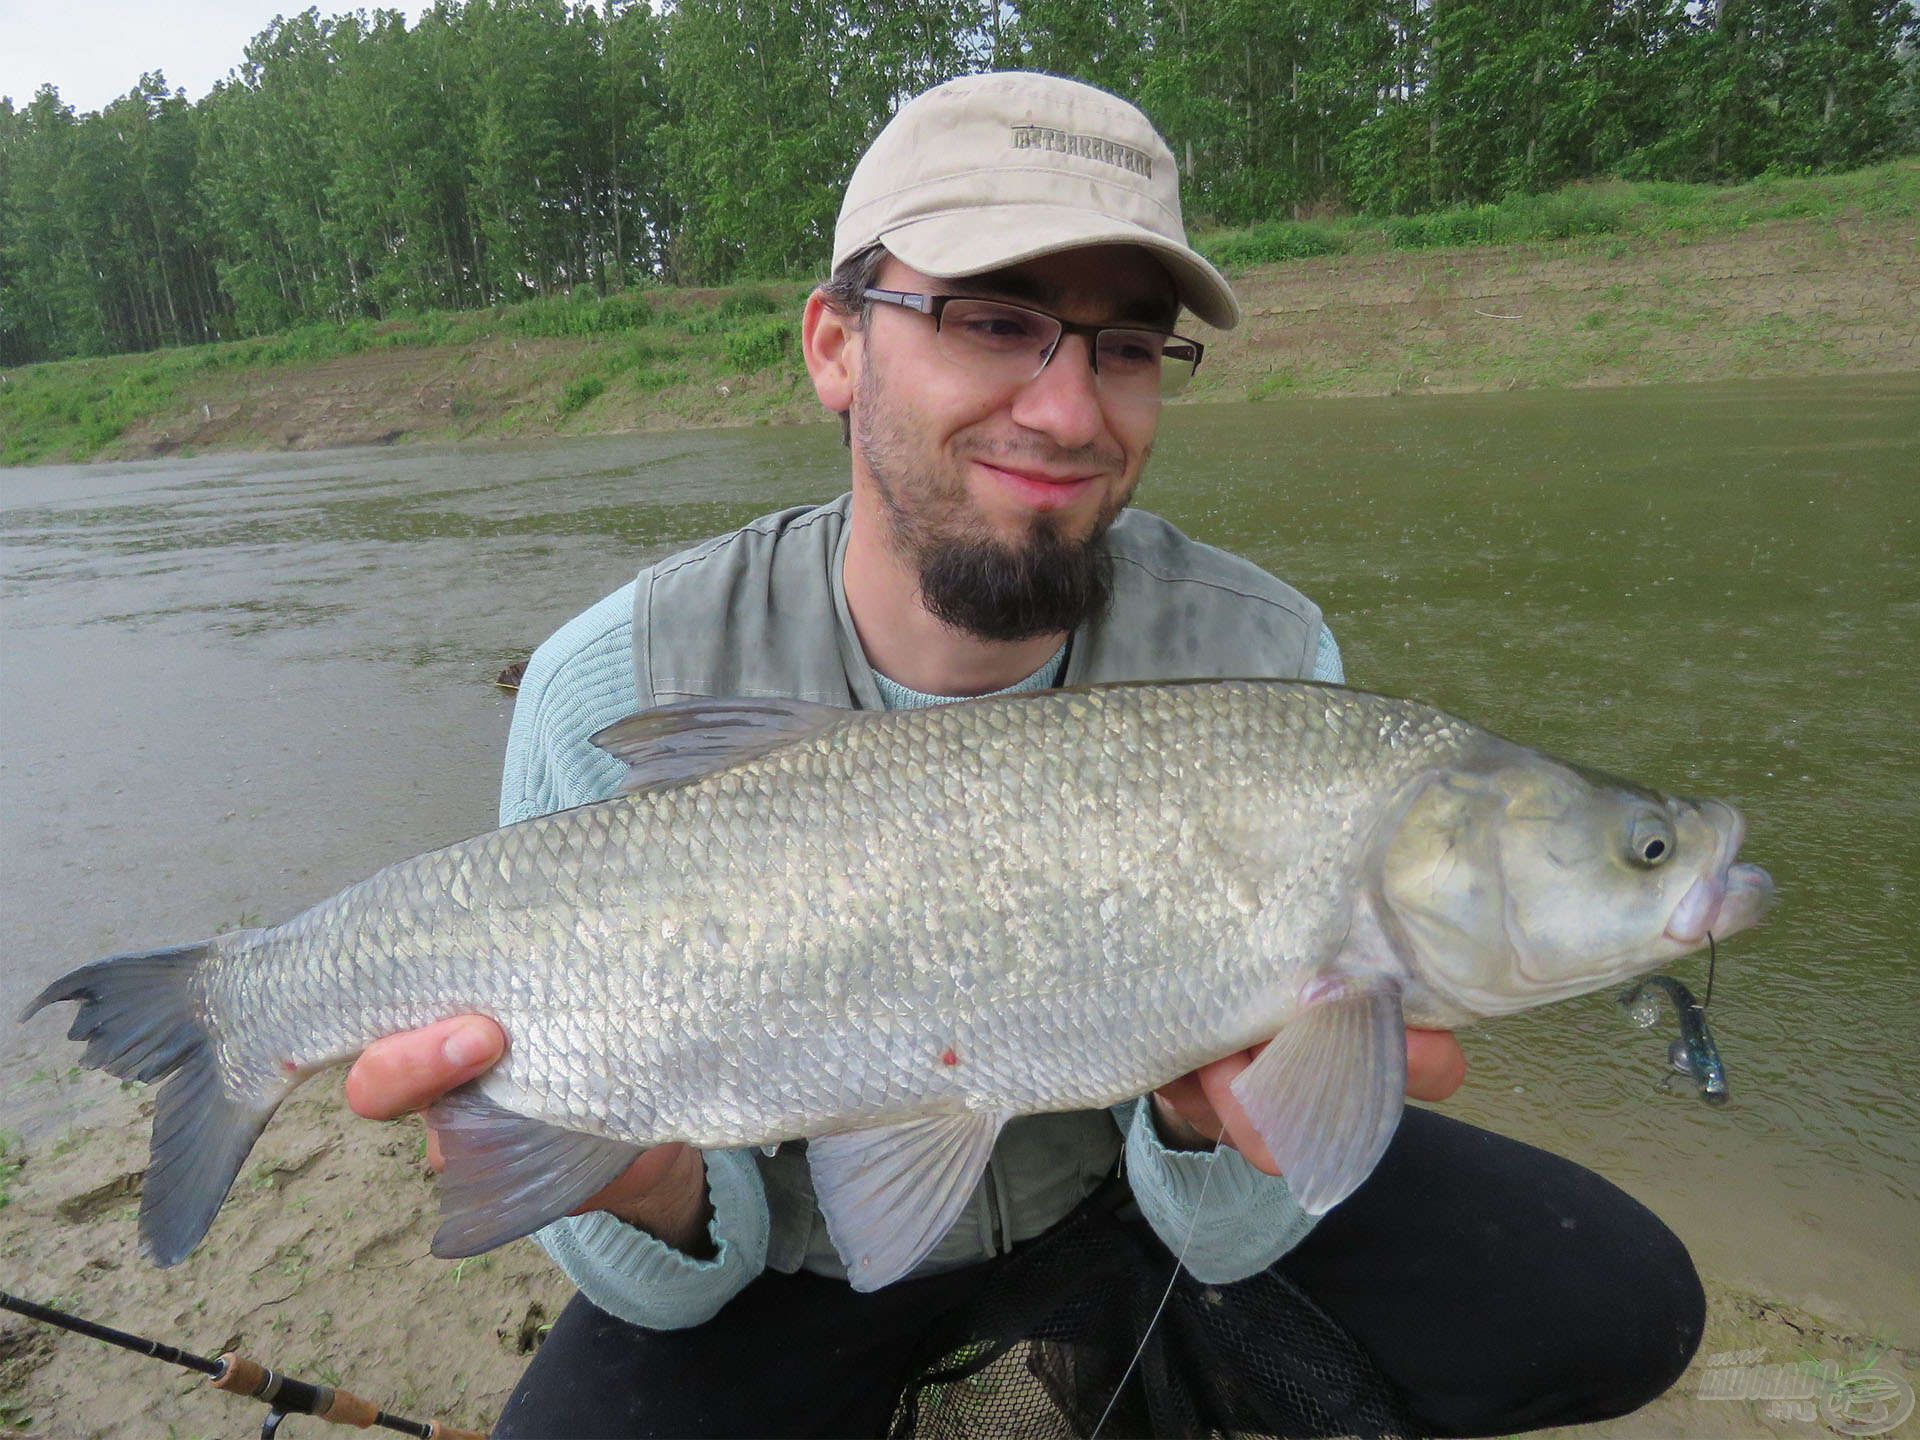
[879, 205, 1240, 331]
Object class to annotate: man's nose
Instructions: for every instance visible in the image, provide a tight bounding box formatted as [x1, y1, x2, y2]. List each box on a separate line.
[1007, 334, 1105, 449]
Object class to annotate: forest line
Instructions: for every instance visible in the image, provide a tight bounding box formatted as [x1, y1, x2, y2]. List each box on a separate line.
[2, 0, 1915, 366]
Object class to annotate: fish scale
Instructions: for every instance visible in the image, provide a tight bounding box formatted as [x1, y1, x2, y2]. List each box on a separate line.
[24, 679, 1771, 1284]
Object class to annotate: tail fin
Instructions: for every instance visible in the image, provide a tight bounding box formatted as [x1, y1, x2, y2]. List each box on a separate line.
[22, 943, 283, 1267]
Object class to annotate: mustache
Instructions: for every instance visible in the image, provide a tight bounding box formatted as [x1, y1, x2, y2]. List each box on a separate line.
[956, 436, 1128, 475]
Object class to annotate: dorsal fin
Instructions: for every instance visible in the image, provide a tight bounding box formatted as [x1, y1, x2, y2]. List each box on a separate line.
[590, 697, 854, 795]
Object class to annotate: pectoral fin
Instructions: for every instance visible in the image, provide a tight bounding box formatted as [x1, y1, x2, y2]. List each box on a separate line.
[806, 1110, 1009, 1292]
[425, 1086, 645, 1257]
[1228, 980, 1407, 1215]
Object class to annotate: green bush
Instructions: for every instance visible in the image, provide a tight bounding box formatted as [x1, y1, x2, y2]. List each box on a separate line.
[601, 339, 669, 373]
[723, 317, 795, 372]
[717, 288, 782, 321]
[1203, 221, 1345, 270]
[503, 291, 656, 339]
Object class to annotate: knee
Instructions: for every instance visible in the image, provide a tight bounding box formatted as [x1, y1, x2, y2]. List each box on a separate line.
[1593, 1216, 1707, 1417]
[1425, 1193, 1709, 1436]
[1514, 1204, 1708, 1432]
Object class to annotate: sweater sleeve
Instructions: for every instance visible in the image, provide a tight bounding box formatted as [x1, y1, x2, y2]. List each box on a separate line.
[1115, 1098, 1321, 1284]
[1312, 624, 1346, 684]
[499, 582, 772, 1329]
[1111, 621, 1346, 1282]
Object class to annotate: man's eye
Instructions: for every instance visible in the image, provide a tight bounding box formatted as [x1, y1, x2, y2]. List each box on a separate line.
[1099, 333, 1163, 370]
[956, 315, 1041, 342]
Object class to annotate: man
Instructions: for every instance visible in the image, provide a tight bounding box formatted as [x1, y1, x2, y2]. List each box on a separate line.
[344, 73, 1704, 1436]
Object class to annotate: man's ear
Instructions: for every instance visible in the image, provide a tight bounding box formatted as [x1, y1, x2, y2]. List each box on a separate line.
[802, 290, 857, 417]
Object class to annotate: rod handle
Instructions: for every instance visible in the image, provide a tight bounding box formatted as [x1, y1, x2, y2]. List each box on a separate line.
[213, 1353, 269, 1396]
[213, 1351, 487, 1436]
[318, 1386, 382, 1428]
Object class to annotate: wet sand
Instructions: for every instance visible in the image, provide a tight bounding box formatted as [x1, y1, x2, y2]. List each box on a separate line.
[3, 1084, 1912, 1436]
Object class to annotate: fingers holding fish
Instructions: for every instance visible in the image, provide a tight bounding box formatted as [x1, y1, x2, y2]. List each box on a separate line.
[1151, 1049, 1279, 1173]
[1404, 1028, 1468, 1102]
[1154, 1026, 1464, 1177]
[1195, 1050, 1281, 1175]
[394, 1034, 712, 1253]
[344, 1016, 507, 1121]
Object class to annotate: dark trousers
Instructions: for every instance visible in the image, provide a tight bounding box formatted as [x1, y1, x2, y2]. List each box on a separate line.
[493, 1110, 1706, 1438]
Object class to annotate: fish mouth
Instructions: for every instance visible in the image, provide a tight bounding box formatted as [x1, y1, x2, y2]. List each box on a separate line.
[1663, 805, 1774, 946]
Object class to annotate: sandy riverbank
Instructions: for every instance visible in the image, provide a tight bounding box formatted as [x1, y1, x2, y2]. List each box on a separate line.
[2, 1076, 1912, 1437]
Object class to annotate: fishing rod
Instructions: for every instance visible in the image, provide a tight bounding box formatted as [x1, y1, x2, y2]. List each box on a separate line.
[0, 1289, 485, 1439]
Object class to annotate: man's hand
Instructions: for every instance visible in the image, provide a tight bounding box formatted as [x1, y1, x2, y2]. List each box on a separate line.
[345, 1016, 715, 1256]
[1151, 1027, 1467, 1175]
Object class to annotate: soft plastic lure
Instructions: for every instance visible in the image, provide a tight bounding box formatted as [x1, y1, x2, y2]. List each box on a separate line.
[1620, 972, 1729, 1106]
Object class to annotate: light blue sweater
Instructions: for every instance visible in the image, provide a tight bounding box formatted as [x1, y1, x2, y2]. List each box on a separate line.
[500, 583, 1346, 1329]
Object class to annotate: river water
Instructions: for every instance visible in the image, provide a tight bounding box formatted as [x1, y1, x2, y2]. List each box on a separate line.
[3, 372, 1915, 1330]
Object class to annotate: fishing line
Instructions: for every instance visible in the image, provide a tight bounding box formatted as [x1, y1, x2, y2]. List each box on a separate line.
[1702, 932, 1717, 1011]
[1088, 1125, 1223, 1440]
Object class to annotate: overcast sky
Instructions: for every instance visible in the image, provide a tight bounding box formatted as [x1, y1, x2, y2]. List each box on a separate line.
[1, 0, 432, 113]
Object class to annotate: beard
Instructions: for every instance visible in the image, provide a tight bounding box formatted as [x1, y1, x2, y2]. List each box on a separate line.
[909, 515, 1116, 643]
[852, 356, 1133, 645]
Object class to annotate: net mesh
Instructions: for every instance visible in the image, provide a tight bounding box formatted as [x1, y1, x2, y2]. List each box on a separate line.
[889, 1182, 1416, 1439]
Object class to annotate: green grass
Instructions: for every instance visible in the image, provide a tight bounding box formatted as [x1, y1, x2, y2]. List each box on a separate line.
[1194, 157, 1920, 272]
[0, 1132, 21, 1209]
[556, 374, 607, 416]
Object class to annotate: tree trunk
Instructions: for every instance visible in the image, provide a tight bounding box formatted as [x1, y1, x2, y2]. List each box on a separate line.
[607, 0, 624, 291]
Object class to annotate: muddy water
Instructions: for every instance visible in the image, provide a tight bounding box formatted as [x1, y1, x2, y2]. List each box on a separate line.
[4, 373, 1915, 1329]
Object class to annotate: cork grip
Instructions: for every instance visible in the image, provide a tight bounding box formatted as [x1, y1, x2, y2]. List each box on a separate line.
[319, 1386, 382, 1427]
[212, 1353, 268, 1395]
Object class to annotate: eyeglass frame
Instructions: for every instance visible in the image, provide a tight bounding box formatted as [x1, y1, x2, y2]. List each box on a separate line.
[857, 287, 1205, 394]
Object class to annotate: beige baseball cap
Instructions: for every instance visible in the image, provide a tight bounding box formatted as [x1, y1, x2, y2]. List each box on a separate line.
[834, 71, 1239, 330]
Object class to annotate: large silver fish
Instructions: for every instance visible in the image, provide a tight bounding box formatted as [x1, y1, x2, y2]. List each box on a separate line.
[24, 681, 1773, 1289]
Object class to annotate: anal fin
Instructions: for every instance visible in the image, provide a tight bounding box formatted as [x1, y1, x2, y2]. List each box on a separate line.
[806, 1110, 1008, 1292]
[425, 1086, 644, 1257]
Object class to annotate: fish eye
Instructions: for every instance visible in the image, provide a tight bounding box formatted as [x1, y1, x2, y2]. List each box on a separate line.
[1628, 815, 1675, 868]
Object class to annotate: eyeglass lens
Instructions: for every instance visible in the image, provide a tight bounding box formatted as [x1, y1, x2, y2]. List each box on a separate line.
[936, 299, 1198, 399]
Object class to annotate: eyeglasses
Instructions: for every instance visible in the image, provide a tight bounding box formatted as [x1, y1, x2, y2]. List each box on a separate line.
[860, 288, 1204, 403]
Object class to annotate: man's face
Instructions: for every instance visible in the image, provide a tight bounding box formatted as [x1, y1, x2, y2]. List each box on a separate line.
[847, 246, 1176, 642]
